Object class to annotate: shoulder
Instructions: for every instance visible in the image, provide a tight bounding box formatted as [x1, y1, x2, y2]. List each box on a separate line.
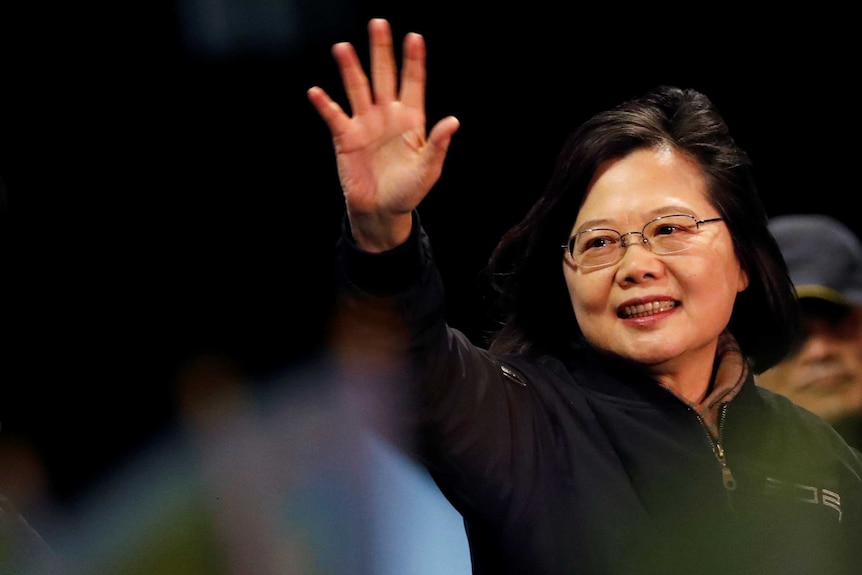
[751, 384, 841, 435]
[496, 353, 576, 386]
[752, 384, 834, 425]
[750, 384, 862, 473]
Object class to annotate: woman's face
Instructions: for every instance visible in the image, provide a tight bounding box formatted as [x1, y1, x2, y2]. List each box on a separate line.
[562, 146, 748, 373]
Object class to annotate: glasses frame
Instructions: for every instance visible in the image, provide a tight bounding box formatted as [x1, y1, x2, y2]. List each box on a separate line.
[562, 214, 725, 269]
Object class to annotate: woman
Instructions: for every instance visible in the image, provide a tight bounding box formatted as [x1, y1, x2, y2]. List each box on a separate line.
[308, 18, 862, 575]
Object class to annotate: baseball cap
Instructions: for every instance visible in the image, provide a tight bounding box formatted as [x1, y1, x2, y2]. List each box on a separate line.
[768, 214, 862, 306]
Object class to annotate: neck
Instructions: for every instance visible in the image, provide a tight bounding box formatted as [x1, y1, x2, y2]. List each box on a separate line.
[648, 345, 718, 405]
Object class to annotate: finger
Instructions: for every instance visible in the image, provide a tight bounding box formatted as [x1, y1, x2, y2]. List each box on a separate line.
[427, 115, 460, 154]
[306, 86, 351, 136]
[420, 116, 460, 185]
[369, 18, 397, 105]
[399, 32, 426, 114]
[332, 41, 373, 116]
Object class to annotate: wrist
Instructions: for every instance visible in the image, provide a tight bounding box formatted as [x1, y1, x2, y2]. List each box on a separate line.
[347, 210, 413, 253]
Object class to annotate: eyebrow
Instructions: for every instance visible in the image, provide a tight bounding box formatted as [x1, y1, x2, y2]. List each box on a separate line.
[573, 205, 698, 233]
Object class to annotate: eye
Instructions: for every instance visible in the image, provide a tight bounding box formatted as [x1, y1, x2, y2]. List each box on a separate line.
[654, 223, 685, 236]
[580, 232, 619, 251]
[650, 216, 697, 238]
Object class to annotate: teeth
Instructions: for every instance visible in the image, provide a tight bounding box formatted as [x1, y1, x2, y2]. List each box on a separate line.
[621, 300, 676, 319]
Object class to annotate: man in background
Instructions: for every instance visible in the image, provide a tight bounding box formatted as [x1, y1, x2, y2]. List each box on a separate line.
[757, 214, 862, 449]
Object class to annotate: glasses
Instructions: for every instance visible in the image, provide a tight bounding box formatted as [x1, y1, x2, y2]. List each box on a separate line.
[562, 214, 725, 269]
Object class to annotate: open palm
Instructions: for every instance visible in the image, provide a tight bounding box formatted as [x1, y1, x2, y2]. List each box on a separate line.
[308, 19, 459, 250]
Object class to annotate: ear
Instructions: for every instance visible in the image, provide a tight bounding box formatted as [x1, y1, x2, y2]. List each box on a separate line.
[737, 266, 749, 293]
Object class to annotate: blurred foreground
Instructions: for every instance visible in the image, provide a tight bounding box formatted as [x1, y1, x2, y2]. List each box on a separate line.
[4, 353, 470, 574]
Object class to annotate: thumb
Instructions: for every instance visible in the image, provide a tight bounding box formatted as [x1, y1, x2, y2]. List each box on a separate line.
[421, 116, 460, 180]
[428, 115, 460, 153]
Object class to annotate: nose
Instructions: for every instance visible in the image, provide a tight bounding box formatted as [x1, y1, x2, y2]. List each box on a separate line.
[619, 231, 648, 249]
[616, 232, 663, 281]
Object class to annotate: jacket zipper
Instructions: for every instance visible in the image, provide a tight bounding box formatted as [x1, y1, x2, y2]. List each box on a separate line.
[696, 404, 737, 491]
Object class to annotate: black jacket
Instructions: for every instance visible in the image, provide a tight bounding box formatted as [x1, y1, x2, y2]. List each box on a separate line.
[336, 216, 862, 575]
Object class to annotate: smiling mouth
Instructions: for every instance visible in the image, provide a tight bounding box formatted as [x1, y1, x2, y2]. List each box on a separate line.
[619, 300, 678, 319]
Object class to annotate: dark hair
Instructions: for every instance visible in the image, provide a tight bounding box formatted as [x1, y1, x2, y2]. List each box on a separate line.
[483, 85, 801, 374]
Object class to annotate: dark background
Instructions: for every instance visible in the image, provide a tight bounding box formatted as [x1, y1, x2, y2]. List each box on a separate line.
[0, 0, 857, 519]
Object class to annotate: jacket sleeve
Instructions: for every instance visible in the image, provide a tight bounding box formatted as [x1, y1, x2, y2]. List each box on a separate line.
[332, 211, 540, 515]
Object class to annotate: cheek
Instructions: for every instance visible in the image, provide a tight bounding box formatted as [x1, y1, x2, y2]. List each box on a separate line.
[684, 263, 736, 303]
[693, 244, 746, 296]
[757, 364, 795, 393]
[704, 274, 741, 327]
[564, 268, 608, 319]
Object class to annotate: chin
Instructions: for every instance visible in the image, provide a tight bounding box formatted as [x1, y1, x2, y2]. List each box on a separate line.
[612, 348, 680, 369]
[618, 340, 683, 364]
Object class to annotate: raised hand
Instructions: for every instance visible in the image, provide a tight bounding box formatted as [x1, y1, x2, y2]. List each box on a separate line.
[308, 18, 460, 252]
